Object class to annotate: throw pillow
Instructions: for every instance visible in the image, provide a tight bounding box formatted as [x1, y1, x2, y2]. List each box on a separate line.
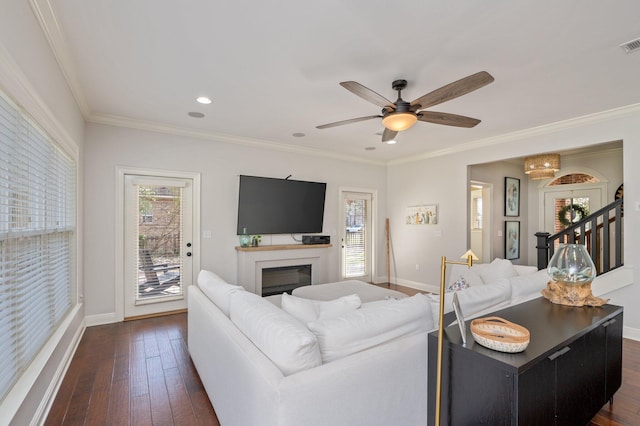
[307, 294, 434, 363]
[197, 269, 245, 317]
[229, 291, 322, 375]
[281, 293, 362, 323]
[447, 276, 470, 293]
[447, 264, 484, 287]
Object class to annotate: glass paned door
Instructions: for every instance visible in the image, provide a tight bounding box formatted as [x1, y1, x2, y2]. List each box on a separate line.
[124, 175, 193, 318]
[341, 191, 372, 282]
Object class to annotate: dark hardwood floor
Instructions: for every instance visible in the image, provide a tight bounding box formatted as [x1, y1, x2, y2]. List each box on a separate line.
[45, 313, 219, 425]
[46, 286, 640, 425]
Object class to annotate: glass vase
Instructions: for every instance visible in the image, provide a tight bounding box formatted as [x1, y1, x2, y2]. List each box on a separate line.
[547, 243, 596, 284]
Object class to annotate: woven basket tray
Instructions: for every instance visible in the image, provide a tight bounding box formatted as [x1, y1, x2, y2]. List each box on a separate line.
[470, 317, 530, 353]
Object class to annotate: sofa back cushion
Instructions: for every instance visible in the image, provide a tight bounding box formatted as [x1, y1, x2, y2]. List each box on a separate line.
[427, 278, 512, 326]
[281, 293, 362, 323]
[307, 294, 433, 363]
[476, 258, 519, 284]
[230, 291, 322, 375]
[510, 269, 550, 304]
[197, 269, 245, 317]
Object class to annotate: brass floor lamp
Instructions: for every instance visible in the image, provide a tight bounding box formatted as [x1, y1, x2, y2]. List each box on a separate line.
[434, 250, 478, 426]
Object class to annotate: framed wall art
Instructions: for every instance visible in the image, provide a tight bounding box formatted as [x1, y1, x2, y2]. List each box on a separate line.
[505, 220, 520, 260]
[504, 177, 520, 217]
[405, 204, 438, 225]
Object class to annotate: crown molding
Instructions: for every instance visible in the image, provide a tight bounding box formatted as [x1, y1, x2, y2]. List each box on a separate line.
[88, 112, 387, 167]
[0, 41, 79, 159]
[389, 103, 640, 166]
[30, 0, 91, 117]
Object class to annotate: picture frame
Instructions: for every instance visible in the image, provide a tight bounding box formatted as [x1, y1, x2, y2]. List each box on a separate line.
[452, 292, 467, 346]
[504, 177, 520, 217]
[505, 220, 520, 260]
[405, 204, 438, 225]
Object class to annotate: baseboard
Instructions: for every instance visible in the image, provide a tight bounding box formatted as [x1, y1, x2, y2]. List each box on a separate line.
[85, 312, 118, 326]
[386, 277, 440, 294]
[33, 318, 86, 424]
[623, 326, 640, 341]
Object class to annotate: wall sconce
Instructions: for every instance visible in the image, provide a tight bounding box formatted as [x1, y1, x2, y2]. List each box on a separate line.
[524, 154, 560, 180]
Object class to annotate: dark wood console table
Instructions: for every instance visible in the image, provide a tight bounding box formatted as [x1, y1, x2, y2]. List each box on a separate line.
[427, 297, 623, 425]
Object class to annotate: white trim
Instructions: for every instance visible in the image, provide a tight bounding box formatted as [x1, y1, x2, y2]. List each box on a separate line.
[32, 319, 85, 426]
[389, 103, 640, 165]
[338, 187, 377, 283]
[0, 41, 79, 161]
[0, 305, 82, 423]
[623, 327, 640, 342]
[91, 112, 387, 166]
[29, 0, 91, 117]
[85, 312, 119, 327]
[115, 166, 201, 322]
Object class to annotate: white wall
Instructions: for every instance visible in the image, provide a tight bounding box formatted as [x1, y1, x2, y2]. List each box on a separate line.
[82, 123, 387, 318]
[387, 108, 640, 335]
[0, 2, 85, 424]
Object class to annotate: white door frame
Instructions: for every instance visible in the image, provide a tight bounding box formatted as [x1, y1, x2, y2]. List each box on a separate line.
[338, 187, 377, 283]
[115, 166, 201, 321]
[537, 167, 608, 232]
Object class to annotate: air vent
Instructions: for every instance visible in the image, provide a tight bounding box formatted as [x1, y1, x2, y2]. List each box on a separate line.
[620, 37, 640, 54]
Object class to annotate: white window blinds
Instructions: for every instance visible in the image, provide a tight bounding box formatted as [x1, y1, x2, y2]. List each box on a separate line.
[0, 91, 76, 402]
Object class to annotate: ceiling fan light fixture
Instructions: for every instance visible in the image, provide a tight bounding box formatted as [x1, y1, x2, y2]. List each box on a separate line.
[381, 112, 417, 131]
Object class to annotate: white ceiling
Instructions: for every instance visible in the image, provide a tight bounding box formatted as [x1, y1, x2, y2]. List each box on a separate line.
[36, 0, 640, 162]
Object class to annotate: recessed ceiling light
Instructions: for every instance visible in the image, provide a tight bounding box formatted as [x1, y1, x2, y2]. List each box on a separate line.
[292, 132, 305, 137]
[386, 140, 397, 144]
[188, 112, 205, 118]
[196, 96, 212, 104]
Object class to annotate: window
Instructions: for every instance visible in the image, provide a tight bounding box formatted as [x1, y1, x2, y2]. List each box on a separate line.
[0, 91, 76, 402]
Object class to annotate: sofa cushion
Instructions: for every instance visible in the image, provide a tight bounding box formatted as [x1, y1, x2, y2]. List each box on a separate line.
[477, 258, 518, 284]
[197, 269, 245, 317]
[514, 265, 539, 276]
[307, 294, 433, 363]
[427, 278, 512, 326]
[229, 291, 322, 375]
[510, 269, 550, 304]
[281, 293, 362, 323]
[447, 265, 484, 288]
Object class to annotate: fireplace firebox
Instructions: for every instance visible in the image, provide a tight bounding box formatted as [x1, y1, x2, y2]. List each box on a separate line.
[261, 264, 311, 296]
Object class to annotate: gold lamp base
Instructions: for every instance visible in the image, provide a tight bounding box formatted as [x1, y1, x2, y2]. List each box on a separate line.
[541, 280, 609, 307]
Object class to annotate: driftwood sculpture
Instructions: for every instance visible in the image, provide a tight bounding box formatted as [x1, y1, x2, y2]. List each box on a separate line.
[541, 280, 609, 307]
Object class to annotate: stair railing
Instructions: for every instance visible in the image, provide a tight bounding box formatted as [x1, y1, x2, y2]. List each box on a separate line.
[536, 198, 623, 274]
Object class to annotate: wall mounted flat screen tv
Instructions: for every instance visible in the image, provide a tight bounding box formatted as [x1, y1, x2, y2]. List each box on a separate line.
[237, 175, 327, 235]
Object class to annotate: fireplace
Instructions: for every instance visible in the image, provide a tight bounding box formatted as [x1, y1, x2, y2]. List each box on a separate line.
[236, 244, 331, 295]
[261, 264, 311, 296]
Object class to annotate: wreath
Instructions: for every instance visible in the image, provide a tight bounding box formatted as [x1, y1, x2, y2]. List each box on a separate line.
[558, 204, 589, 226]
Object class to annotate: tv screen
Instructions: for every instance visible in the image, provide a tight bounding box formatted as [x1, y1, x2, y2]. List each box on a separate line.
[237, 175, 327, 235]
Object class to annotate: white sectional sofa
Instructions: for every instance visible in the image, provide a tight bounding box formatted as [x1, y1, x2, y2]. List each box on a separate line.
[188, 259, 552, 426]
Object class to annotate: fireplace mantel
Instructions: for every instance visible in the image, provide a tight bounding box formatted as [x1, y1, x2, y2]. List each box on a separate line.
[236, 244, 332, 294]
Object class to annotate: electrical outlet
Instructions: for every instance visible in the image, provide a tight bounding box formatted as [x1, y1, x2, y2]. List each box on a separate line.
[498, 230, 503, 237]
[415, 264, 420, 271]
[203, 230, 212, 239]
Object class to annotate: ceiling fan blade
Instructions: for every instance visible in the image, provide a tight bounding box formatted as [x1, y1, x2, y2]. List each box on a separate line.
[410, 71, 494, 110]
[316, 115, 381, 129]
[417, 111, 481, 128]
[340, 81, 396, 109]
[382, 128, 398, 142]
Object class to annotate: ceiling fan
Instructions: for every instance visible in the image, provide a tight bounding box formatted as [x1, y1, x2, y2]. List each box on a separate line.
[317, 71, 494, 142]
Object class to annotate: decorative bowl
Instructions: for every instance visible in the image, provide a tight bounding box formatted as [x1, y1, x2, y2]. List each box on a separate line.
[470, 316, 530, 353]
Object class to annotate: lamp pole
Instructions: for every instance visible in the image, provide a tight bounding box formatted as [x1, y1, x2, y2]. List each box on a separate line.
[434, 253, 475, 425]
